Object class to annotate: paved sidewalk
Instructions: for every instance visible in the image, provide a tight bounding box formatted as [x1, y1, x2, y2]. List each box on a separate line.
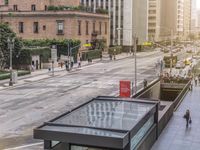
[152, 86, 200, 150]
[0, 51, 160, 88]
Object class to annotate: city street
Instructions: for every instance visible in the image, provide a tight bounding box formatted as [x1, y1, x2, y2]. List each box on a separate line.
[0, 51, 163, 150]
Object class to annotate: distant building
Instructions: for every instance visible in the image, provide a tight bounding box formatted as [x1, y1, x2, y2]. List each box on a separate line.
[148, 0, 161, 42]
[176, 0, 184, 38]
[81, 0, 148, 49]
[183, 0, 191, 40]
[0, 0, 110, 50]
[148, 0, 191, 42]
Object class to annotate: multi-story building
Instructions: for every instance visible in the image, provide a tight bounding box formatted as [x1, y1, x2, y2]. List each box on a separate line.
[0, 0, 110, 50]
[148, 0, 191, 42]
[81, 0, 148, 49]
[123, 0, 148, 47]
[176, 0, 184, 38]
[158, 0, 177, 41]
[183, 0, 191, 39]
[191, 0, 197, 32]
[148, 0, 161, 42]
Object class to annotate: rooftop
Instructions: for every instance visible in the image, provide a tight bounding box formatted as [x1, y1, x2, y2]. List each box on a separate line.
[34, 97, 157, 149]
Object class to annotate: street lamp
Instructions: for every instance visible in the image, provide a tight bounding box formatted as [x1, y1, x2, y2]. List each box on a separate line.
[7, 37, 15, 86]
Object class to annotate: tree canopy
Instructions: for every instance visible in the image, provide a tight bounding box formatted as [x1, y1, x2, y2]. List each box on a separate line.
[0, 23, 23, 69]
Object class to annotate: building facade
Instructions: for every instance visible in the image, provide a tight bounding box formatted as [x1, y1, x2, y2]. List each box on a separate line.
[0, 0, 110, 49]
[147, 0, 191, 42]
[81, 0, 148, 48]
[159, 0, 177, 41]
[183, 0, 191, 39]
[176, 0, 184, 38]
[191, 0, 198, 32]
[148, 0, 161, 42]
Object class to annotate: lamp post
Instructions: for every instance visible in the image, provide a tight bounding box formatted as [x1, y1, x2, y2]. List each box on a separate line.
[7, 38, 15, 86]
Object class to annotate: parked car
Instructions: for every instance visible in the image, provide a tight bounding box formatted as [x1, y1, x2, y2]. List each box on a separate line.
[192, 55, 200, 60]
[176, 61, 185, 69]
[184, 58, 192, 65]
[155, 47, 162, 51]
[163, 49, 169, 53]
[186, 49, 192, 53]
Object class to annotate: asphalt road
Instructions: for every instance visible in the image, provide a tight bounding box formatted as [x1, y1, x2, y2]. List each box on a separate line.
[0, 51, 177, 150]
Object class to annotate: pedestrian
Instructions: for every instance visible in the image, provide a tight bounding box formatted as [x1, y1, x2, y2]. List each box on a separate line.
[78, 60, 81, 68]
[198, 74, 200, 84]
[183, 109, 192, 128]
[60, 62, 63, 68]
[109, 54, 112, 60]
[189, 82, 193, 91]
[143, 79, 147, 88]
[195, 76, 198, 86]
[100, 54, 102, 61]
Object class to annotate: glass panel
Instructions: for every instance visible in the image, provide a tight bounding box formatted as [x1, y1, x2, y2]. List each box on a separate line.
[54, 100, 154, 131]
[130, 115, 154, 150]
[71, 145, 109, 150]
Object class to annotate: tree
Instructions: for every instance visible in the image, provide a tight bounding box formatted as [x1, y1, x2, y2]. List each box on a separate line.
[0, 23, 22, 69]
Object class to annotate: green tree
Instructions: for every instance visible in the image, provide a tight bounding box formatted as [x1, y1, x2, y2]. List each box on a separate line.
[0, 23, 23, 69]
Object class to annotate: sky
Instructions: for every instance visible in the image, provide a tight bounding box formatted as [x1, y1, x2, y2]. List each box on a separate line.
[197, 0, 200, 9]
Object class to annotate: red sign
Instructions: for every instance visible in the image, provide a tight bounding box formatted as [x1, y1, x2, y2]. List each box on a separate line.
[119, 80, 131, 98]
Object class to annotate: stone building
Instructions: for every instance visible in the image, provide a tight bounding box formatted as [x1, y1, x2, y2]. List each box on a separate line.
[0, 0, 110, 49]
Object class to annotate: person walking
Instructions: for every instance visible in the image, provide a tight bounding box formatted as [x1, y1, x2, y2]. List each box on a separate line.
[198, 74, 200, 85]
[195, 76, 198, 86]
[143, 79, 148, 88]
[78, 60, 81, 68]
[183, 109, 192, 128]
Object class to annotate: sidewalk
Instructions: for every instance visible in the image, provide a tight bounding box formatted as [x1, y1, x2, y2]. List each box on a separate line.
[152, 86, 200, 150]
[0, 51, 160, 88]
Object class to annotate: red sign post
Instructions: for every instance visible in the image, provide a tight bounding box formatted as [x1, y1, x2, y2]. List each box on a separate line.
[119, 80, 131, 98]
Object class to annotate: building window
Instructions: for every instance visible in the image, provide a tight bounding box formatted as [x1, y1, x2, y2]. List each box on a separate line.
[78, 20, 82, 35]
[93, 22, 95, 32]
[4, 0, 9, 5]
[57, 21, 64, 35]
[33, 22, 39, 33]
[43, 25, 46, 30]
[13, 5, 18, 11]
[31, 4, 36, 11]
[45, 5, 48, 11]
[105, 22, 107, 34]
[99, 22, 102, 35]
[18, 22, 24, 33]
[86, 21, 89, 35]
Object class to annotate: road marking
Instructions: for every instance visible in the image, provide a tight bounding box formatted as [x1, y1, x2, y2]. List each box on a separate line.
[3, 142, 43, 150]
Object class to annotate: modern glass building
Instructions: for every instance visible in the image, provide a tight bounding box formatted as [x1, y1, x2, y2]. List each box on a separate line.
[34, 96, 158, 150]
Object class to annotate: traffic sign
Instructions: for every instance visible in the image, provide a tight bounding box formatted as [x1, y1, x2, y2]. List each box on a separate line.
[51, 48, 57, 61]
[119, 80, 131, 98]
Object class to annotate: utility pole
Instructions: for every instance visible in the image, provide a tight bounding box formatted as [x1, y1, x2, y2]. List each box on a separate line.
[170, 29, 173, 76]
[134, 35, 138, 94]
[7, 38, 15, 86]
[67, 42, 70, 71]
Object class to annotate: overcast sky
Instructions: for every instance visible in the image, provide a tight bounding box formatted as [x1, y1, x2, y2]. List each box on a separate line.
[197, 0, 200, 9]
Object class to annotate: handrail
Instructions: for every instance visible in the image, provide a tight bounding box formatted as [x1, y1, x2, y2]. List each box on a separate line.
[173, 80, 191, 110]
